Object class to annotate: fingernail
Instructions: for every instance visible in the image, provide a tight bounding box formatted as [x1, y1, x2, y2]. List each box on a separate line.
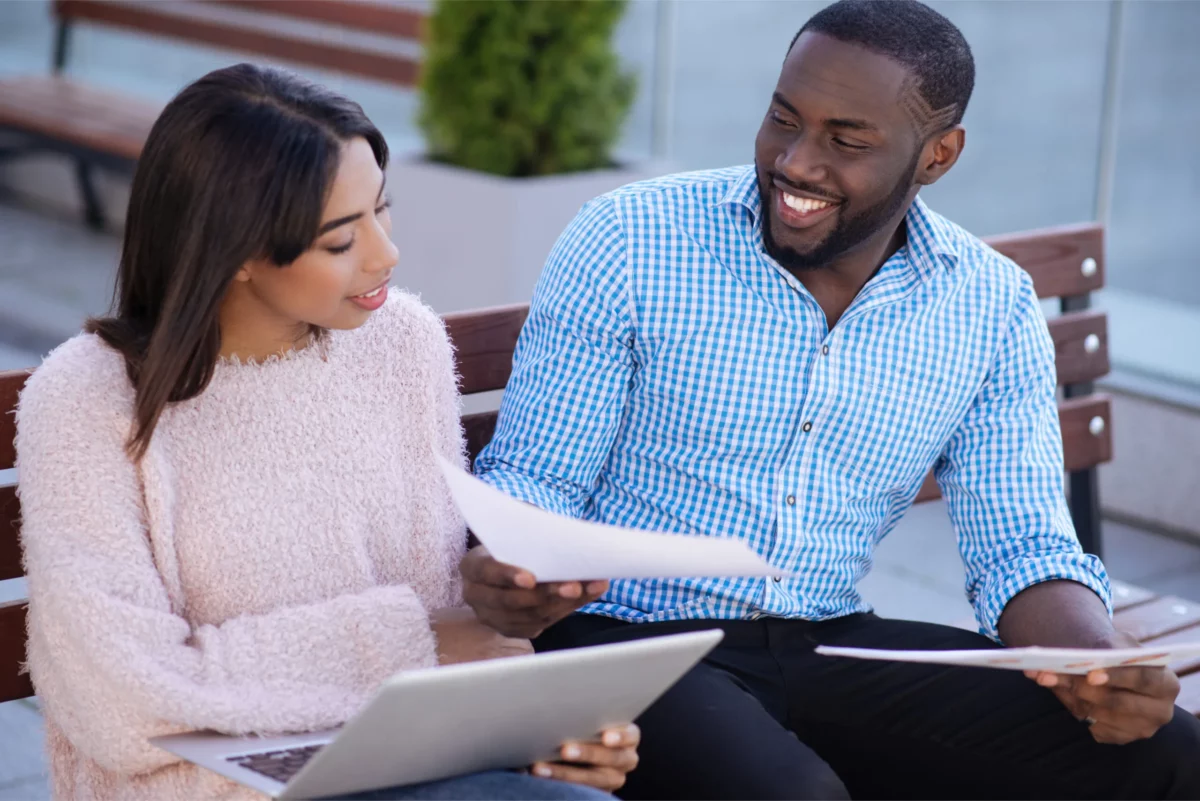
[1089, 671, 1109, 686]
[559, 583, 581, 599]
[534, 765, 552, 777]
[1039, 673, 1058, 687]
[587, 581, 608, 594]
[515, 573, 536, 589]
[562, 745, 581, 760]
[603, 731, 621, 746]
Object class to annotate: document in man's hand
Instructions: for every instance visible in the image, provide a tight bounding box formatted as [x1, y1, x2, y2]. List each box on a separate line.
[815, 643, 1200, 674]
[436, 456, 790, 582]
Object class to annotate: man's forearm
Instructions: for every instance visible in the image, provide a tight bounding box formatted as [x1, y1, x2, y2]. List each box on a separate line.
[996, 579, 1128, 649]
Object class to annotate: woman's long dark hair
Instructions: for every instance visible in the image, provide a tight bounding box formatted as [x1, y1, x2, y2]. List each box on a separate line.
[86, 63, 388, 460]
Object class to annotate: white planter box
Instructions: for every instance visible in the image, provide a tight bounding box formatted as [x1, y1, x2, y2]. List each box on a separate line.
[389, 157, 663, 313]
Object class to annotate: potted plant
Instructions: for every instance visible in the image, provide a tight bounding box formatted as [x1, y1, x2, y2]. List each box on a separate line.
[393, 0, 657, 312]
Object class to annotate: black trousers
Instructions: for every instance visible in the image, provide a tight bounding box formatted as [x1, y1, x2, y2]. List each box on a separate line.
[535, 613, 1200, 800]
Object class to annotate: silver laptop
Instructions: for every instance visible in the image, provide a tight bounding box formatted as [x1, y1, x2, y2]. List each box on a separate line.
[151, 629, 722, 800]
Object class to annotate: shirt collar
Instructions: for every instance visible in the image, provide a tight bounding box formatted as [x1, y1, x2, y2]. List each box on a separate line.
[716, 166, 960, 281]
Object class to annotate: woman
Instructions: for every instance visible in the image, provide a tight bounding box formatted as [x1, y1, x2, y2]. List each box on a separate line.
[15, 64, 637, 801]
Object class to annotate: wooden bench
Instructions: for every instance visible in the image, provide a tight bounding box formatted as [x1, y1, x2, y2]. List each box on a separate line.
[2, 223, 1198, 718]
[0, 0, 424, 229]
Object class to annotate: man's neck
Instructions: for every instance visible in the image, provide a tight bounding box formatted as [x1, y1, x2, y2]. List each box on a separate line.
[790, 218, 909, 330]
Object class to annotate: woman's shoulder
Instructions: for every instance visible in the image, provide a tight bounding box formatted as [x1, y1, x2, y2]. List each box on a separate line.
[354, 289, 453, 363]
[18, 333, 133, 423]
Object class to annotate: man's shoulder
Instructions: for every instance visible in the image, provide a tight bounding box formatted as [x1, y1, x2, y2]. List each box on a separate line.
[599, 165, 753, 212]
[920, 203, 1032, 294]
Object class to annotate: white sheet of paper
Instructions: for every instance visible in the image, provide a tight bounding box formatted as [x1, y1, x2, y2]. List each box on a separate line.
[815, 643, 1200, 674]
[437, 456, 789, 582]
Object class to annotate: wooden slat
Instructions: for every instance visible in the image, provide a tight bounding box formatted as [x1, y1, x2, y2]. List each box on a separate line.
[0, 77, 156, 162]
[208, 0, 425, 40]
[1139, 623, 1200, 677]
[0, 602, 32, 704]
[0, 369, 30, 471]
[1177, 671, 1200, 718]
[1047, 310, 1109, 387]
[913, 396, 1113, 505]
[983, 223, 1104, 299]
[55, 0, 421, 87]
[444, 304, 529, 396]
[1059, 395, 1112, 473]
[0, 487, 20, 582]
[1113, 596, 1200, 642]
[1110, 580, 1158, 613]
[462, 411, 499, 467]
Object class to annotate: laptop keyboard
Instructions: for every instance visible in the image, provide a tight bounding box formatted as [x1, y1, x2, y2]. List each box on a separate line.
[227, 744, 323, 784]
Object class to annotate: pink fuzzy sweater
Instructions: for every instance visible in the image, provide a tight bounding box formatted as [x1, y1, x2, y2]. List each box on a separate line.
[15, 293, 467, 800]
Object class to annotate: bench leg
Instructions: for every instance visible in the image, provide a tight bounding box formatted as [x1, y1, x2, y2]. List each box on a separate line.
[74, 160, 105, 231]
[1069, 467, 1102, 559]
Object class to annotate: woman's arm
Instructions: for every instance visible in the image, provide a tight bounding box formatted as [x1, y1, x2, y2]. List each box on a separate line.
[17, 353, 440, 776]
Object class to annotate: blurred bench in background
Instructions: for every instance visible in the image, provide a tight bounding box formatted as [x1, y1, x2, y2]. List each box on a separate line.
[0, 0, 424, 229]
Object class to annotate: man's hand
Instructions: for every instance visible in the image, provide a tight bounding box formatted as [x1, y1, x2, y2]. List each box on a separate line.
[1025, 633, 1180, 744]
[460, 545, 609, 639]
[429, 607, 534, 665]
[531, 724, 640, 791]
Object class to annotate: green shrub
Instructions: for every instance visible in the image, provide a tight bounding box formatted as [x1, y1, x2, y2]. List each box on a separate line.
[418, 0, 636, 177]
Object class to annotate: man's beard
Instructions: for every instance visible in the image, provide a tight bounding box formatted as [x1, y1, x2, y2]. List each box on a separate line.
[759, 153, 919, 273]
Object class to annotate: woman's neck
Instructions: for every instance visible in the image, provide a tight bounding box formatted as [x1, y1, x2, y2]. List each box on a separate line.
[217, 290, 313, 363]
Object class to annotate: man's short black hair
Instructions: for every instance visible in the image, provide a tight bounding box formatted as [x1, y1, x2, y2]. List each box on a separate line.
[791, 0, 975, 130]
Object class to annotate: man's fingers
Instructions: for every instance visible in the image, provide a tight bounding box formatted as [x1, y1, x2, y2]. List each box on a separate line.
[461, 547, 537, 589]
[462, 582, 545, 612]
[1098, 665, 1180, 699]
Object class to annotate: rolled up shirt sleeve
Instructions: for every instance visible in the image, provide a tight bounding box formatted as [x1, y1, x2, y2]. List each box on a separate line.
[935, 270, 1112, 641]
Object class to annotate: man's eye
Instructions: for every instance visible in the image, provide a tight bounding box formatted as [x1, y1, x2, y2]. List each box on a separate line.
[771, 112, 797, 128]
[834, 138, 869, 151]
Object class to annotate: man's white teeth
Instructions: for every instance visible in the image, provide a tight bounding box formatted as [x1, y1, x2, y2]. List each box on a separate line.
[358, 286, 384, 299]
[783, 193, 833, 213]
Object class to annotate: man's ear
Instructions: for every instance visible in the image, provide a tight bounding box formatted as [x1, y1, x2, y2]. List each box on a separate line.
[915, 125, 965, 187]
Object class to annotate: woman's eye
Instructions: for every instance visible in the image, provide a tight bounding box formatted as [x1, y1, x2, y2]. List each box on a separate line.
[326, 240, 354, 255]
[375, 197, 393, 215]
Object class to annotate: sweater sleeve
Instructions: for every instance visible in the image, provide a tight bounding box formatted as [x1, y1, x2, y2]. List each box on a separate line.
[16, 339, 440, 776]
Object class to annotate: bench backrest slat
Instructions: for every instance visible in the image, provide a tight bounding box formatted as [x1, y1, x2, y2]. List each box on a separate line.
[0, 602, 32, 703]
[54, 0, 423, 87]
[987, 222, 1103, 299]
[202, 0, 425, 40]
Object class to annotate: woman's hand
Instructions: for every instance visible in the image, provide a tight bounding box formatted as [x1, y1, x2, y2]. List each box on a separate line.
[530, 723, 640, 792]
[429, 607, 533, 665]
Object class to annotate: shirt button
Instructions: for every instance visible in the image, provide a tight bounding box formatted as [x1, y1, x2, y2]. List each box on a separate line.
[773, 575, 782, 583]
[786, 495, 796, 506]
[802, 421, 813, 433]
[822, 345, 830, 356]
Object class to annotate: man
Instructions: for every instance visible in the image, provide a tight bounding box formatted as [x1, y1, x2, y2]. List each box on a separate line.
[463, 1, 1200, 798]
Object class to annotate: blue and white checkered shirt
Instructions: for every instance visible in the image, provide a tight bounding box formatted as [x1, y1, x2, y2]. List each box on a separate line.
[475, 165, 1111, 640]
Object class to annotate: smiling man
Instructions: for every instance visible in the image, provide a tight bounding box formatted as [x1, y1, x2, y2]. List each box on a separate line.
[464, 1, 1200, 798]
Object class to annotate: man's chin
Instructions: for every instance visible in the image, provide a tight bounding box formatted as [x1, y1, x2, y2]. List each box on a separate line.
[765, 224, 833, 272]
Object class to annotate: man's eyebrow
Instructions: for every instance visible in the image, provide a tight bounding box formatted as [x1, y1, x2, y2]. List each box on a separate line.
[772, 92, 801, 117]
[825, 117, 880, 133]
[317, 175, 389, 235]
